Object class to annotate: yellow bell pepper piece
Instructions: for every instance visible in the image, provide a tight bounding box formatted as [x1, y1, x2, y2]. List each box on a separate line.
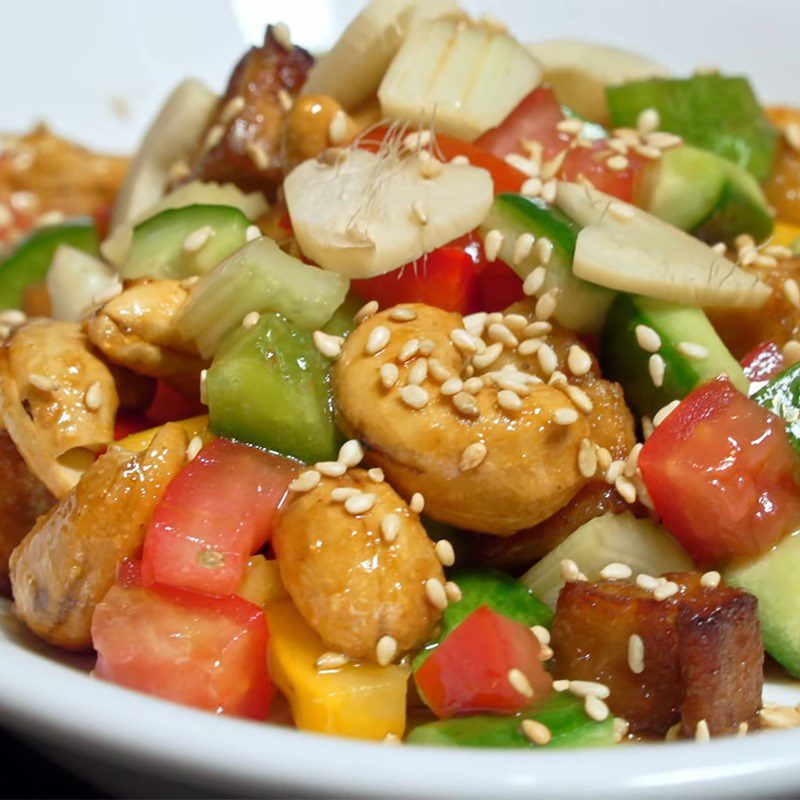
[266, 600, 409, 740]
[116, 415, 212, 453]
[236, 556, 287, 607]
[773, 220, 800, 249]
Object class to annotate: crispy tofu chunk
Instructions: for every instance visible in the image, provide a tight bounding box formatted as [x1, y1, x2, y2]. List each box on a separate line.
[550, 573, 763, 737]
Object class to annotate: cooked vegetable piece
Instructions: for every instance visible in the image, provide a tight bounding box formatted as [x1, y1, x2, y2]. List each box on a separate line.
[753, 363, 800, 455]
[9, 424, 186, 650]
[725, 531, 800, 677]
[764, 107, 800, 226]
[266, 600, 409, 740]
[115, 414, 211, 453]
[110, 79, 218, 229]
[141, 438, 297, 596]
[236, 556, 287, 608]
[46, 245, 120, 322]
[481, 193, 614, 334]
[520, 512, 692, 610]
[121, 204, 250, 280]
[550, 574, 763, 736]
[600, 294, 748, 419]
[606, 75, 778, 180]
[284, 147, 493, 280]
[378, 15, 541, 142]
[407, 691, 616, 748]
[206, 312, 342, 463]
[92, 560, 272, 719]
[273, 469, 444, 661]
[741, 341, 787, 384]
[415, 605, 552, 718]
[0, 219, 97, 310]
[555, 182, 771, 308]
[179, 236, 349, 358]
[634, 145, 773, 243]
[638, 377, 800, 564]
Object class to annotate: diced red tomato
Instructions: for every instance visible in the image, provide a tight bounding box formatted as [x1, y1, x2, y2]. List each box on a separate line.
[560, 144, 644, 204]
[114, 380, 206, 442]
[639, 377, 800, 565]
[141, 438, 298, 596]
[476, 259, 524, 312]
[415, 605, 553, 718]
[741, 341, 787, 383]
[92, 561, 272, 719]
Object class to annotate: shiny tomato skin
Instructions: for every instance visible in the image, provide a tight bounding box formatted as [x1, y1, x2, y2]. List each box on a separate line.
[92, 564, 272, 719]
[560, 145, 644, 204]
[741, 341, 787, 383]
[476, 260, 524, 312]
[141, 438, 298, 596]
[415, 605, 553, 718]
[639, 377, 800, 565]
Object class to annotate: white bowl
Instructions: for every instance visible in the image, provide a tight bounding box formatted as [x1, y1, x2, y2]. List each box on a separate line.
[2, 1, 800, 797]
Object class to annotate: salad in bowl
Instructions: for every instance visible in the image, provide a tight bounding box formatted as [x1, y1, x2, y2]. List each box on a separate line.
[1, 0, 800, 753]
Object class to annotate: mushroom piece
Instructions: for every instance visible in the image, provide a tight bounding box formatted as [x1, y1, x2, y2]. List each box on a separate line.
[0, 319, 119, 498]
[9, 423, 187, 650]
[84, 278, 207, 396]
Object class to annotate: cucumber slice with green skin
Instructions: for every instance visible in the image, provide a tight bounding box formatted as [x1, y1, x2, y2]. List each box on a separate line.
[753, 363, 800, 456]
[600, 293, 748, 419]
[412, 568, 552, 672]
[207, 306, 355, 464]
[121, 204, 250, 281]
[407, 692, 616, 748]
[180, 236, 350, 359]
[725, 531, 800, 677]
[0, 219, 97, 310]
[481, 193, 615, 335]
[606, 75, 778, 181]
[635, 145, 773, 243]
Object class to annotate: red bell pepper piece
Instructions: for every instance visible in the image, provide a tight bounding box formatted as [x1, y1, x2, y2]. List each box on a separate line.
[92, 561, 272, 719]
[141, 438, 298, 596]
[741, 341, 787, 383]
[415, 605, 553, 718]
[639, 377, 800, 564]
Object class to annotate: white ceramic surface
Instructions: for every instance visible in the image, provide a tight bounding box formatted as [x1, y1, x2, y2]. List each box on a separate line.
[2, 1, 800, 797]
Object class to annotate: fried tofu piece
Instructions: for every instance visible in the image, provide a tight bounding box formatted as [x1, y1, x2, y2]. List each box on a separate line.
[189, 25, 313, 199]
[550, 573, 763, 736]
[0, 433, 54, 594]
[9, 423, 187, 650]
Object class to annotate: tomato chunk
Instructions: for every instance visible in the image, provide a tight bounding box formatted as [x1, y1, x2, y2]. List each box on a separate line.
[415, 605, 552, 718]
[141, 438, 297, 596]
[741, 341, 787, 383]
[639, 377, 800, 564]
[92, 562, 272, 719]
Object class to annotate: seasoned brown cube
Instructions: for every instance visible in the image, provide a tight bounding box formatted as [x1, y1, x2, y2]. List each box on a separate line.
[189, 25, 314, 199]
[550, 573, 763, 737]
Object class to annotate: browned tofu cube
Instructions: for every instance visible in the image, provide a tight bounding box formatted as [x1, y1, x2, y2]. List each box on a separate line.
[550, 573, 763, 737]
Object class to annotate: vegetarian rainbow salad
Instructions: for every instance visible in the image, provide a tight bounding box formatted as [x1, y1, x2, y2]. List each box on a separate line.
[1, 0, 800, 749]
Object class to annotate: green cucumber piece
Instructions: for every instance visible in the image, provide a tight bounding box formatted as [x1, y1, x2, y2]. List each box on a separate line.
[407, 692, 616, 748]
[753, 363, 800, 456]
[481, 193, 615, 334]
[725, 532, 800, 677]
[207, 308, 354, 464]
[180, 236, 350, 358]
[606, 75, 778, 181]
[413, 568, 552, 672]
[600, 293, 748, 419]
[0, 219, 97, 310]
[121, 204, 250, 280]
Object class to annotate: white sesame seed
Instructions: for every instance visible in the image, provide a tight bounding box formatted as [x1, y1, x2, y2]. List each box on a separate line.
[554, 407, 579, 426]
[565, 384, 593, 414]
[365, 325, 391, 355]
[407, 358, 428, 385]
[418, 339, 435, 356]
[505, 153, 540, 177]
[246, 141, 271, 170]
[700, 570, 721, 588]
[635, 324, 661, 353]
[636, 108, 660, 135]
[523, 267, 546, 297]
[521, 177, 543, 196]
[764, 244, 793, 260]
[381, 513, 401, 543]
[626, 634, 645, 675]
[487, 322, 518, 349]
[560, 558, 581, 581]
[737, 722, 749, 737]
[289, 470, 321, 492]
[328, 109, 348, 145]
[345, 492, 377, 515]
[315, 460, 347, 478]
[513, 233, 536, 265]
[452, 391, 480, 418]
[608, 201, 635, 222]
[523, 321, 552, 338]
[531, 625, 550, 646]
[463, 312, 487, 338]
[379, 362, 400, 389]
[459, 442, 487, 471]
[440, 377, 464, 396]
[277, 88, 293, 112]
[338, 439, 364, 467]
[376, 635, 398, 666]
[483, 229, 504, 262]
[569, 680, 611, 700]
[754, 254, 778, 269]
[664, 723, 681, 741]
[695, 719, 710, 742]
[411, 198, 428, 225]
[354, 300, 379, 324]
[606, 155, 629, 172]
[566, 345, 592, 377]
[634, 573, 658, 591]
[203, 125, 225, 152]
[783, 340, 800, 365]
[219, 95, 245, 125]
[553, 679, 570, 692]
[540, 179, 557, 204]
[401, 131, 432, 152]
[648, 353, 666, 388]
[398, 338, 420, 362]
[199, 369, 208, 405]
[419, 154, 443, 180]
[605, 460, 625, 484]
[677, 341, 709, 361]
[535, 237, 554, 266]
[613, 718, 630, 743]
[596, 447, 613, 471]
[245, 224, 261, 242]
[615, 475, 637, 504]
[0, 309, 26, 327]
[497, 389, 523, 412]
[463, 377, 483, 394]
[783, 278, 800, 309]
[183, 434, 203, 461]
[537, 343, 559, 376]
[472, 342, 503, 370]
[600, 562, 633, 580]
[367, 467, 384, 483]
[425, 577, 448, 610]
[549, 370, 568, 387]
[653, 400, 680, 427]
[451, 154, 470, 165]
[578, 438, 597, 478]
[316, 651, 349, 670]
[645, 131, 683, 151]
[399, 384, 429, 409]
[272, 20, 292, 49]
[383, 733, 402, 745]
[535, 289, 559, 321]
[183, 225, 215, 253]
[653, 581, 679, 601]
[450, 328, 481, 353]
[434, 539, 456, 567]
[785, 123, 800, 153]
[517, 338, 542, 357]
[521, 719, 551, 746]
[508, 668, 534, 698]
[312, 330, 342, 359]
[624, 443, 643, 477]
[710, 241, 727, 255]
[444, 581, 462, 602]
[585, 694, 610, 721]
[410, 493, 425, 514]
[389, 307, 417, 322]
[80, 380, 101, 410]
